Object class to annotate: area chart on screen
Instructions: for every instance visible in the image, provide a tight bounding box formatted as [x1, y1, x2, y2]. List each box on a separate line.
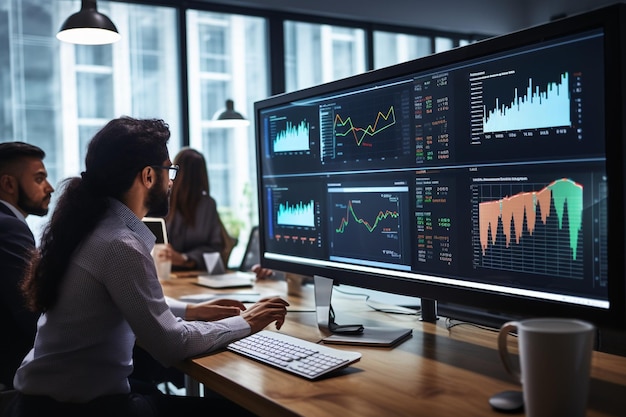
[475, 178, 583, 279]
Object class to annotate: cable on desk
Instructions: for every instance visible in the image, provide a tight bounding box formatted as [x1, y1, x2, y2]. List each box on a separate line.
[332, 286, 421, 317]
[444, 317, 502, 333]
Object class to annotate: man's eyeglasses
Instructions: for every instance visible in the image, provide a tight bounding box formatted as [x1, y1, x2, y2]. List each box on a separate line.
[152, 164, 179, 180]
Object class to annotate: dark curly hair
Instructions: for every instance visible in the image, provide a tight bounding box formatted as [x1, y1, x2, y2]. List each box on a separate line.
[22, 116, 170, 312]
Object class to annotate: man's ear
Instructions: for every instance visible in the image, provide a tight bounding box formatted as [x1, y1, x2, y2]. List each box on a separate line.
[140, 166, 156, 189]
[0, 174, 17, 194]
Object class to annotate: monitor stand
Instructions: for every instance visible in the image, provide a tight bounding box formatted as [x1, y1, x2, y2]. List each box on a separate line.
[314, 275, 413, 347]
[420, 298, 438, 323]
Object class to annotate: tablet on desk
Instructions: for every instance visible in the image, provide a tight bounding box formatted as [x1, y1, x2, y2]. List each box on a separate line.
[196, 252, 255, 288]
[196, 272, 255, 289]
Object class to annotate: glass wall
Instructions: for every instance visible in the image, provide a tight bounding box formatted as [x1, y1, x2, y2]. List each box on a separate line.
[0, 0, 479, 260]
[61, 2, 182, 174]
[186, 11, 269, 250]
[284, 21, 366, 92]
[435, 36, 455, 53]
[373, 31, 432, 69]
[0, 0, 181, 238]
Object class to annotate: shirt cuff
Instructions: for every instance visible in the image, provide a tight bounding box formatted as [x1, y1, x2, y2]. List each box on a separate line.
[219, 315, 252, 338]
[165, 296, 187, 318]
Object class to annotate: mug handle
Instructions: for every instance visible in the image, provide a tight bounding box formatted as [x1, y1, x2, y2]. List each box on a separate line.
[498, 321, 521, 383]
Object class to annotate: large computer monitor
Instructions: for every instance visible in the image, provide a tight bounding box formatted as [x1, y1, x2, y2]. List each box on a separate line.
[254, 4, 626, 330]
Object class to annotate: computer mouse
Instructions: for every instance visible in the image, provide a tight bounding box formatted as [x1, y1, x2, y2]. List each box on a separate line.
[488, 390, 524, 413]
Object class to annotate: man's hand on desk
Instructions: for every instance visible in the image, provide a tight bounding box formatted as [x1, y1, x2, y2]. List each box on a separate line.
[251, 263, 274, 279]
[242, 297, 289, 332]
[183, 296, 290, 332]
[185, 298, 247, 321]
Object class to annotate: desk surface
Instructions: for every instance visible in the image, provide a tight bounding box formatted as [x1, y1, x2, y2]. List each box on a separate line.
[161, 276, 626, 417]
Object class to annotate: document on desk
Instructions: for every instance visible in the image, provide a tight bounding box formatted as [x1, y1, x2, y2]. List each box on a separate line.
[179, 292, 263, 303]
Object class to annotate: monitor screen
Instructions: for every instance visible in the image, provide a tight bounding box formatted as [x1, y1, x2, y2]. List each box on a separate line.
[254, 4, 626, 328]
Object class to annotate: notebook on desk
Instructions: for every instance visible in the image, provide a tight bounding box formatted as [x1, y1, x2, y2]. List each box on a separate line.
[322, 327, 412, 347]
[195, 252, 255, 288]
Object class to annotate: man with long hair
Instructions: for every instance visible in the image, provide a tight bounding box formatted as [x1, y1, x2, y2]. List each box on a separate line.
[7, 117, 288, 416]
[0, 142, 54, 390]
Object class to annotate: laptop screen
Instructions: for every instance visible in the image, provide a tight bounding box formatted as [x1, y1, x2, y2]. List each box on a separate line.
[142, 217, 168, 244]
[239, 226, 260, 272]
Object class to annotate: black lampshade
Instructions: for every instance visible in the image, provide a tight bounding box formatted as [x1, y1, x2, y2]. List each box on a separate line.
[210, 99, 250, 127]
[57, 0, 121, 45]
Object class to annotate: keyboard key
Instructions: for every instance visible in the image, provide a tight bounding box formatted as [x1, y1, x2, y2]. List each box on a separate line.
[227, 330, 361, 379]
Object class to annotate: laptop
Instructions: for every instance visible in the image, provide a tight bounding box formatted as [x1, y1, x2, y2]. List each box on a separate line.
[142, 217, 168, 244]
[196, 252, 255, 288]
[238, 226, 260, 272]
[236, 226, 285, 280]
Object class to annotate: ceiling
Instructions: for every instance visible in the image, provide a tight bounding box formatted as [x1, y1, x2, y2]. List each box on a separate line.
[197, 0, 623, 35]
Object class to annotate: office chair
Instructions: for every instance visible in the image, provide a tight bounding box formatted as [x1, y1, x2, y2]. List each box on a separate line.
[0, 388, 17, 414]
[218, 218, 238, 268]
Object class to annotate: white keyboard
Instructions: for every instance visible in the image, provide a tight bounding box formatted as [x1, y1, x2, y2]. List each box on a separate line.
[227, 330, 362, 379]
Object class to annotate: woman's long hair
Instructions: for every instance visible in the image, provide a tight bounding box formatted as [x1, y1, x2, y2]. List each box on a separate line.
[166, 147, 209, 227]
[22, 117, 170, 312]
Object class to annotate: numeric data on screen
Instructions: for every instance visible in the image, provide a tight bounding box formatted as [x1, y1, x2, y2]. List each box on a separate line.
[257, 28, 609, 302]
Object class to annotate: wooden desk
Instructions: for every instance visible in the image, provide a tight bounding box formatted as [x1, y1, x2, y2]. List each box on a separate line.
[161, 277, 626, 417]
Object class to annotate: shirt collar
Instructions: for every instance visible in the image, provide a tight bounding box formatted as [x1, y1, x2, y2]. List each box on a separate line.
[108, 198, 156, 250]
[0, 199, 27, 223]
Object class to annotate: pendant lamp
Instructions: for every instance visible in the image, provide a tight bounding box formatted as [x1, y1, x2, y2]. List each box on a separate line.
[209, 99, 250, 128]
[57, 0, 121, 45]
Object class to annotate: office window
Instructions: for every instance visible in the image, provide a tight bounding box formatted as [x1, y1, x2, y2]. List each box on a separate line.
[58, 2, 181, 173]
[186, 10, 269, 247]
[435, 36, 455, 53]
[284, 21, 367, 92]
[197, 24, 228, 72]
[0, 0, 181, 239]
[373, 31, 432, 69]
[76, 70, 115, 119]
[1, 0, 478, 248]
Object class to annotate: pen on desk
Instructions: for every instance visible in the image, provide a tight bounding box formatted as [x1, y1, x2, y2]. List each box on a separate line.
[173, 271, 199, 278]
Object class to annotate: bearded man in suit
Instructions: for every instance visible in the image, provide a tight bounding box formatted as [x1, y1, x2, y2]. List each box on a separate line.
[0, 142, 54, 390]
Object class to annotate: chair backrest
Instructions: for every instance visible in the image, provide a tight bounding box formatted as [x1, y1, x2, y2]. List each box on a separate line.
[218, 218, 238, 267]
[238, 226, 260, 272]
[0, 389, 17, 414]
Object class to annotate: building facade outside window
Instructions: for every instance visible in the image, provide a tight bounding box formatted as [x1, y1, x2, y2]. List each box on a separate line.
[373, 31, 432, 70]
[1, 0, 476, 257]
[435, 36, 455, 53]
[284, 21, 366, 92]
[186, 10, 269, 252]
[61, 2, 182, 174]
[0, 0, 182, 239]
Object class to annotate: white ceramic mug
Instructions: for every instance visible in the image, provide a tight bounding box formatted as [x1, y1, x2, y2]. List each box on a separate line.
[285, 273, 305, 296]
[498, 318, 595, 417]
[152, 243, 172, 280]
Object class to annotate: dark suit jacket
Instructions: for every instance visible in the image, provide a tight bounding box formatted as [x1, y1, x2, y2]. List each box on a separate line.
[0, 203, 39, 389]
